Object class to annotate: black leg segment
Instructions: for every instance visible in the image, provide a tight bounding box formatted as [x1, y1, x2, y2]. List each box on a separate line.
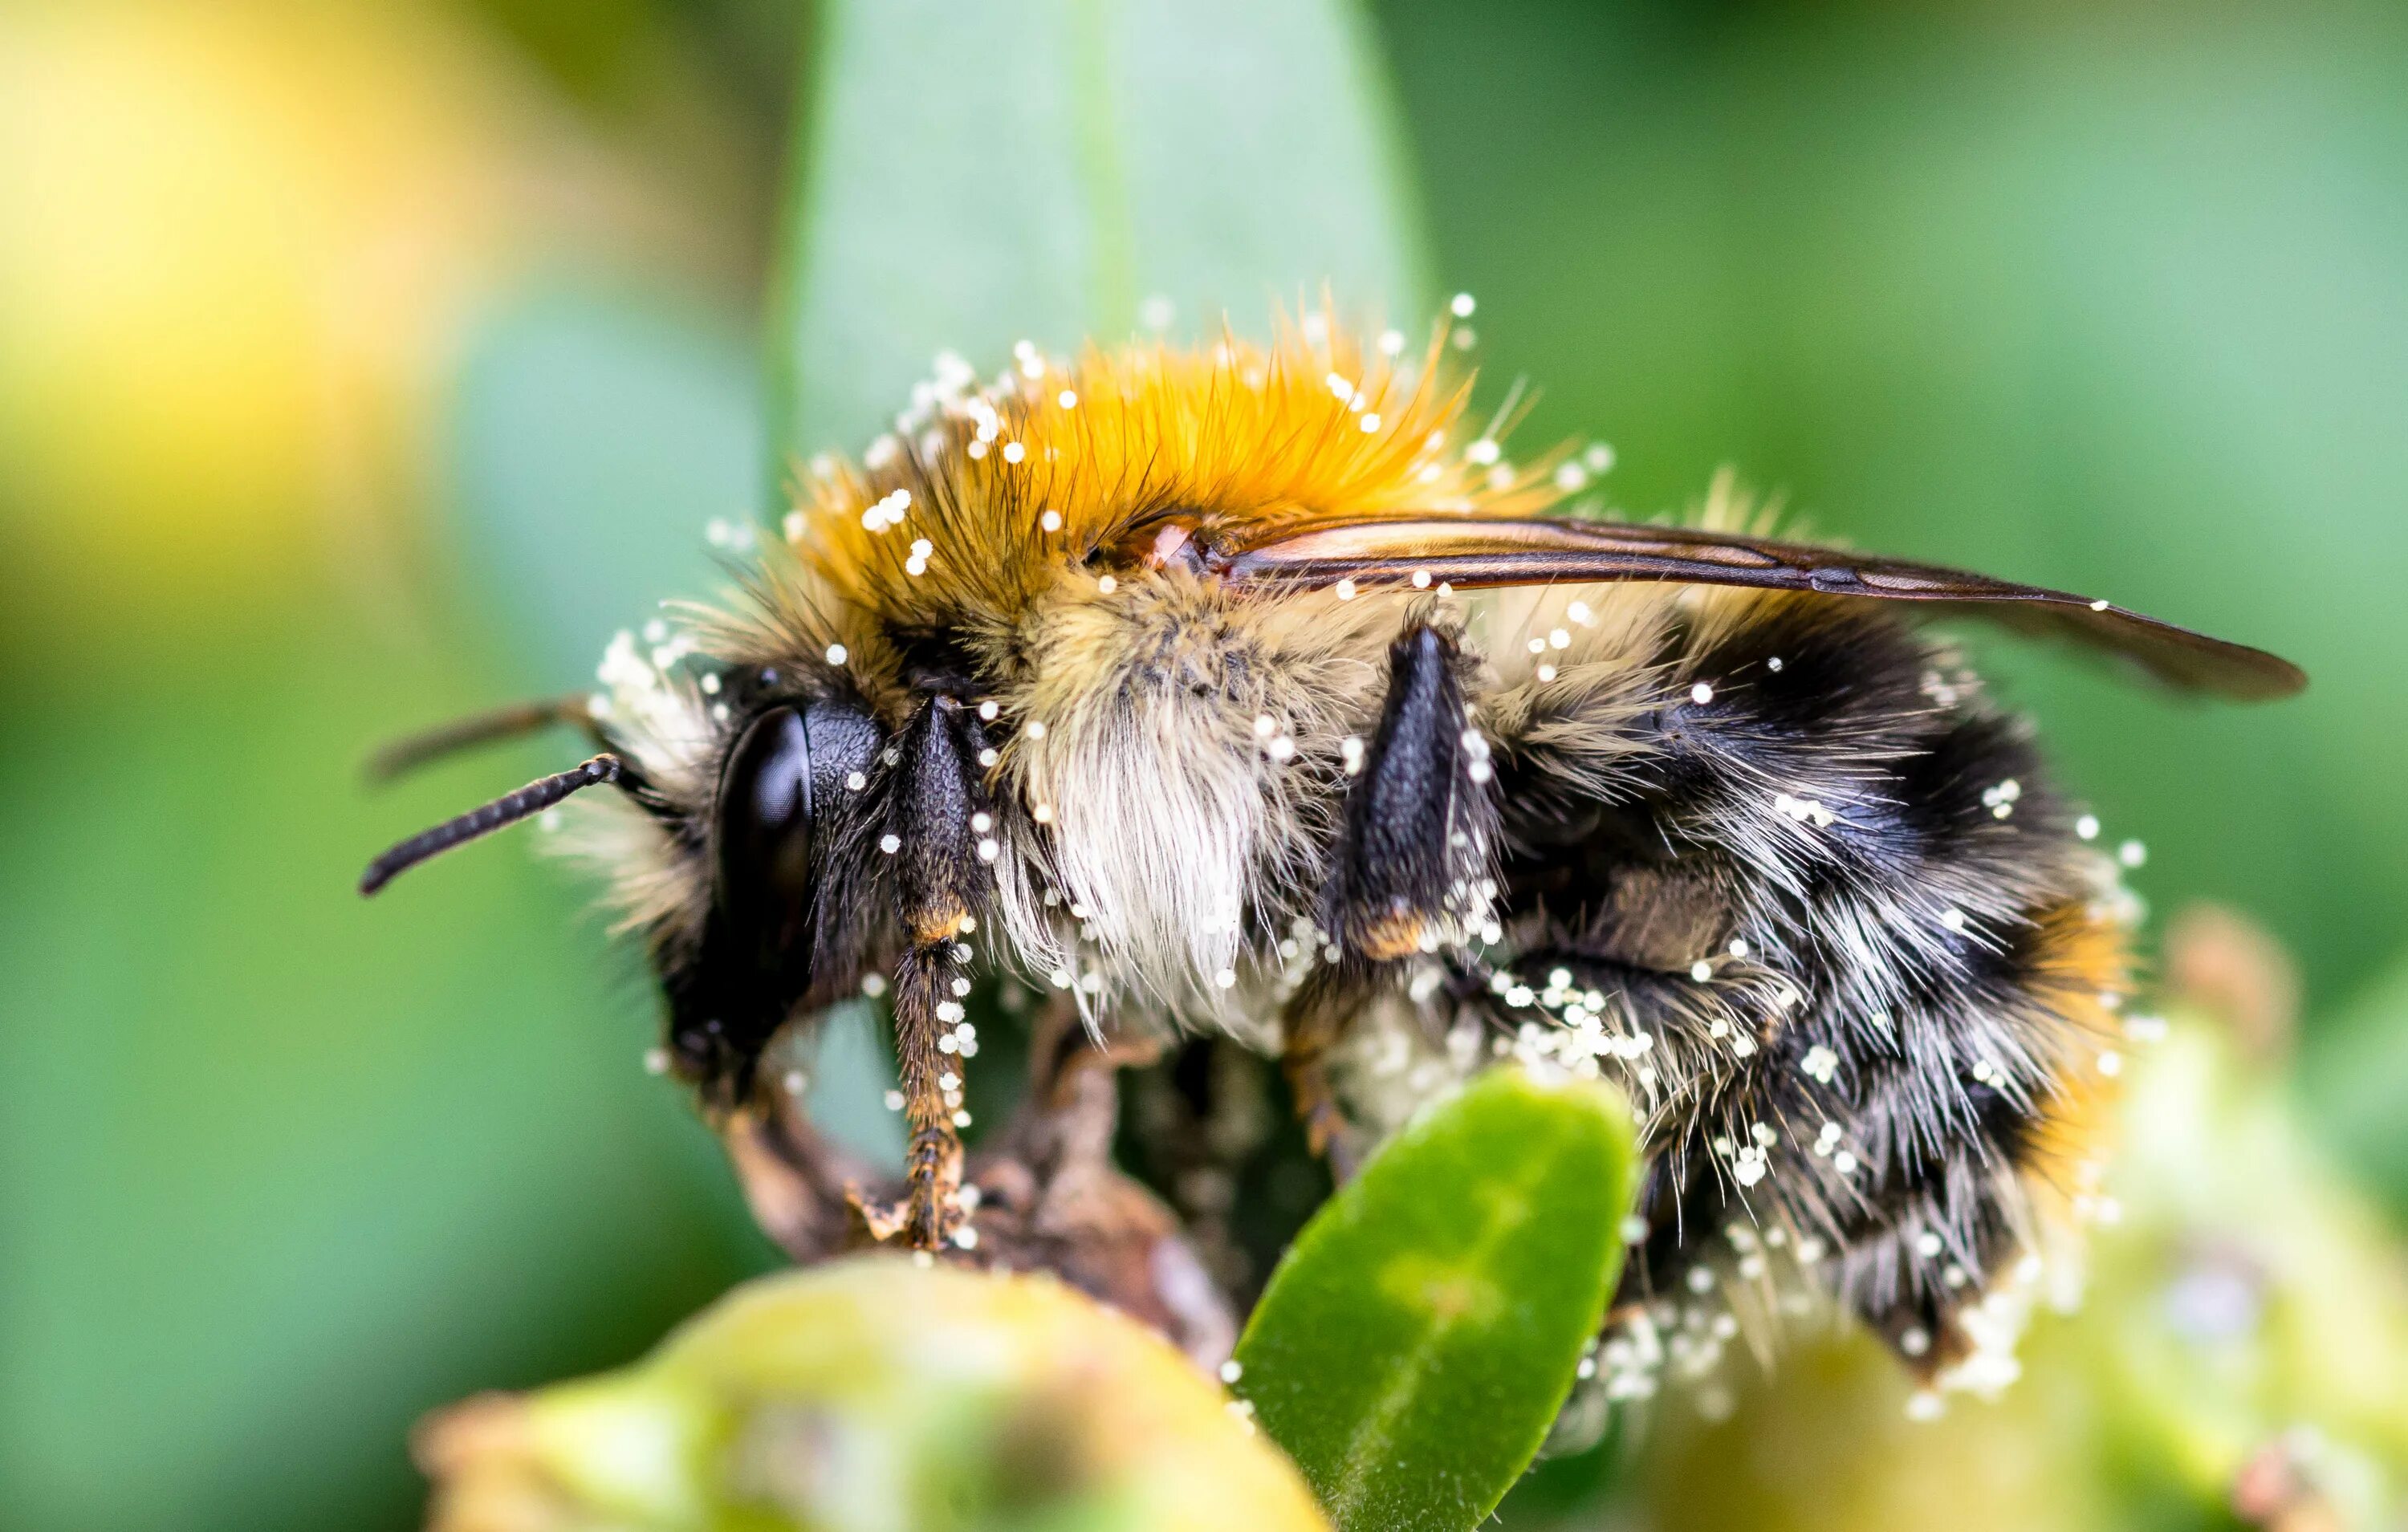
[872, 694, 994, 1250]
[1329, 622, 1495, 960]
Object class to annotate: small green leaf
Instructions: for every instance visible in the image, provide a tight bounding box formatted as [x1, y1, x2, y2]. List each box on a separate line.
[1232, 1068, 1637, 1532]
[766, 0, 1432, 485]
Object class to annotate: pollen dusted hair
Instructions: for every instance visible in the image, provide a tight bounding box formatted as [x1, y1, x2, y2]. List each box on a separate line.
[361, 303, 2296, 1415]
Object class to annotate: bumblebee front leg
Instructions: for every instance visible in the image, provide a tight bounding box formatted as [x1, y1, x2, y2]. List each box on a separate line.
[882, 941, 970, 1249]
[857, 694, 990, 1252]
[1285, 621, 1498, 1160]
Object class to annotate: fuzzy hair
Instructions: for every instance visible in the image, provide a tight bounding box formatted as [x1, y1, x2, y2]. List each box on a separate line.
[558, 316, 2128, 1404]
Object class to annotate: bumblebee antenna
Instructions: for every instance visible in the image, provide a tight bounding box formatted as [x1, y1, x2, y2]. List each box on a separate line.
[366, 697, 596, 782]
[360, 755, 623, 896]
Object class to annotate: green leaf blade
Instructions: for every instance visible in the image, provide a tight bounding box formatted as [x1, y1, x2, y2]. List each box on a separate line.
[766, 0, 1432, 486]
[1234, 1068, 1637, 1532]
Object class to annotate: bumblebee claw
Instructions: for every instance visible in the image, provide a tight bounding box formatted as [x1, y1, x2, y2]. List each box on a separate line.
[845, 1185, 910, 1246]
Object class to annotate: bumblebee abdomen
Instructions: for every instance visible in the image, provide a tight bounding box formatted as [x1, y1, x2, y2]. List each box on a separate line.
[1473, 585, 2128, 1399]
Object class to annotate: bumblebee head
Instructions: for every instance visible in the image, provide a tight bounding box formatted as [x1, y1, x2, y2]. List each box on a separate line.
[358, 655, 895, 1107]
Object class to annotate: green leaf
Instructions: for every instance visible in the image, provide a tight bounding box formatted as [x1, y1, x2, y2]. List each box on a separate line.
[765, 0, 1433, 486]
[447, 278, 760, 685]
[1231, 1068, 1637, 1532]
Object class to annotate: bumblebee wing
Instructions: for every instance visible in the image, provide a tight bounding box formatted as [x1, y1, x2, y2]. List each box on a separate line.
[1215, 517, 2304, 701]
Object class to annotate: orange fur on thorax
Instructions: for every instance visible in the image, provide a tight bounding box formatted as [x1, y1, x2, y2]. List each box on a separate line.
[775, 319, 1564, 662]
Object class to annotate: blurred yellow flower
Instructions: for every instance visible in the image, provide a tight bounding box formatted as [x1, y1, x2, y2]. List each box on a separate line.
[0, 0, 723, 632]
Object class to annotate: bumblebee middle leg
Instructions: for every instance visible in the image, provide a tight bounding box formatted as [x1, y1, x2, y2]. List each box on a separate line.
[1283, 620, 1496, 1162]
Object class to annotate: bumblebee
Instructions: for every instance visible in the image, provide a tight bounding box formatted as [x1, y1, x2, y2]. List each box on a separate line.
[362, 315, 2300, 1392]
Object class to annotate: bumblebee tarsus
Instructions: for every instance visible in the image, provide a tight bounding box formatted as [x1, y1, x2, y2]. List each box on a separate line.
[889, 941, 969, 1251]
[1279, 961, 1363, 1168]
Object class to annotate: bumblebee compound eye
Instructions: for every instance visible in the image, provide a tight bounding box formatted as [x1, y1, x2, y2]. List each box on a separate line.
[679, 697, 887, 1096]
[714, 705, 816, 956]
[711, 698, 885, 962]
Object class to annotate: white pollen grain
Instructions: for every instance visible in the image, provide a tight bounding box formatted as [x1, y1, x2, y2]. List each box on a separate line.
[879, 834, 901, 855]
[1690, 682, 1714, 705]
[1450, 292, 1477, 317]
[825, 643, 849, 665]
[1039, 509, 1064, 532]
[1096, 575, 1118, 595]
[1057, 389, 1078, 408]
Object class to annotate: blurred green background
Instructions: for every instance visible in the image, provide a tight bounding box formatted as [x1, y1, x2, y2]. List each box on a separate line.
[2, 2, 2402, 1528]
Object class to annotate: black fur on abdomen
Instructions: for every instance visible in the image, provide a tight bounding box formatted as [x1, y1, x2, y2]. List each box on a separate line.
[1479, 592, 2121, 1376]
